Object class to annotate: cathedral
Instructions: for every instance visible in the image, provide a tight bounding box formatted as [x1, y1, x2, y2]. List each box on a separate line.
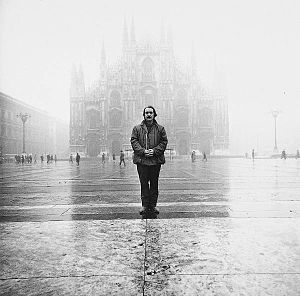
[70, 22, 229, 157]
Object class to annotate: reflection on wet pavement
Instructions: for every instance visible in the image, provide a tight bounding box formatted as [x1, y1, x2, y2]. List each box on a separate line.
[1, 158, 300, 294]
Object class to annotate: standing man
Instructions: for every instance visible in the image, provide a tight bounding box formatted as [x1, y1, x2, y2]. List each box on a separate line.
[131, 106, 168, 215]
[252, 149, 255, 160]
[76, 152, 80, 165]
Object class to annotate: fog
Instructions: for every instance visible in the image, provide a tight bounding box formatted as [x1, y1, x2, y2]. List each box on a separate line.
[0, 0, 299, 155]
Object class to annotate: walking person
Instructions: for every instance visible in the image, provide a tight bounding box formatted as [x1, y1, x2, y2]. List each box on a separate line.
[101, 153, 105, 164]
[202, 151, 207, 162]
[252, 149, 255, 160]
[131, 106, 168, 215]
[119, 150, 125, 166]
[191, 150, 196, 162]
[281, 150, 287, 159]
[75, 152, 80, 166]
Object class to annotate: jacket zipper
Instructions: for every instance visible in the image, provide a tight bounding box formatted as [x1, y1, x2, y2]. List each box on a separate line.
[145, 132, 148, 150]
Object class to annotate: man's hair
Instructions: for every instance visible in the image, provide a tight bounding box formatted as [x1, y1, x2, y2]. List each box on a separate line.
[143, 106, 157, 118]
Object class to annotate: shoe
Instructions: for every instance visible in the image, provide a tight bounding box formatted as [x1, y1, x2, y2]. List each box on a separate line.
[139, 207, 148, 215]
[149, 207, 159, 214]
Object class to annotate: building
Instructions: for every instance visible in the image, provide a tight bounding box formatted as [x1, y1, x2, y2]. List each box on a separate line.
[0, 92, 69, 159]
[70, 23, 229, 157]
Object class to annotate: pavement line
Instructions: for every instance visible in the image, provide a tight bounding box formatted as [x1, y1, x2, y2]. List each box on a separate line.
[2, 271, 300, 281]
[142, 219, 148, 295]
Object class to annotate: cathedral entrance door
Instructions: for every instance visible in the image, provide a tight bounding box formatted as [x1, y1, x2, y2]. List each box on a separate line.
[112, 140, 121, 156]
[88, 140, 100, 157]
[178, 138, 189, 155]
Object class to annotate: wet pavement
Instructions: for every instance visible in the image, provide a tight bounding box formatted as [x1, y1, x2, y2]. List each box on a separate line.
[0, 158, 300, 295]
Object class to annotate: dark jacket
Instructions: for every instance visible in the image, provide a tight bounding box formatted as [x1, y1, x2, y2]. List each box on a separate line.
[131, 119, 168, 165]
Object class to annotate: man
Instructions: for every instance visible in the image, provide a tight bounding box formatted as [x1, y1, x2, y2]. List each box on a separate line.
[131, 106, 168, 215]
[76, 152, 80, 165]
[119, 150, 125, 166]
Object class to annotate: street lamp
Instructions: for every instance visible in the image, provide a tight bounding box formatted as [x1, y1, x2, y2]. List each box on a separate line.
[17, 113, 31, 153]
[271, 110, 280, 152]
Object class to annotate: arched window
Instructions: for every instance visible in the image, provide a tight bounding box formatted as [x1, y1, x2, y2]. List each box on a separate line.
[199, 108, 213, 127]
[109, 109, 122, 128]
[142, 58, 155, 82]
[110, 91, 121, 107]
[87, 110, 100, 129]
[176, 89, 187, 104]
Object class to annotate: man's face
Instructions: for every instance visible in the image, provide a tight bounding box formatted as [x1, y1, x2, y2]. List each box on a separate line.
[144, 108, 154, 122]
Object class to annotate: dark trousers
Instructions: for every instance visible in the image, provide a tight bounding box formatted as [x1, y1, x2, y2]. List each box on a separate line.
[137, 164, 161, 208]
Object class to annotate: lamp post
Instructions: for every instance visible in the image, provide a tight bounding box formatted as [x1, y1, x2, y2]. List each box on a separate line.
[17, 113, 31, 153]
[271, 110, 280, 152]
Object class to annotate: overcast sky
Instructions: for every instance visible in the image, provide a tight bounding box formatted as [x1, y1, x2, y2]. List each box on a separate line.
[0, 0, 299, 154]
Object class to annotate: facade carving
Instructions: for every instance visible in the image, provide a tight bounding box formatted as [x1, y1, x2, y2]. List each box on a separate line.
[70, 23, 229, 157]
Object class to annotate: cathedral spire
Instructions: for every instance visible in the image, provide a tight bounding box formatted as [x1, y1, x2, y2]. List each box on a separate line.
[100, 41, 107, 81]
[70, 64, 78, 97]
[167, 26, 173, 47]
[123, 18, 129, 49]
[212, 56, 227, 96]
[130, 17, 136, 45]
[78, 63, 85, 96]
[101, 41, 106, 66]
[190, 44, 197, 78]
[160, 20, 166, 45]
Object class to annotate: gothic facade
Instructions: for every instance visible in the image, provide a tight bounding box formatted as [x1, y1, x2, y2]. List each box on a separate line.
[70, 23, 229, 157]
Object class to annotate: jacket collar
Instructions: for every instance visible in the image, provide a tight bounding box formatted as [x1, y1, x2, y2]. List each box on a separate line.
[141, 119, 158, 126]
[141, 119, 157, 132]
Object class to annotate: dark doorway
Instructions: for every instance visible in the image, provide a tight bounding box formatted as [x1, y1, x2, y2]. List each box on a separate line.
[177, 138, 189, 155]
[112, 140, 121, 156]
[87, 140, 100, 157]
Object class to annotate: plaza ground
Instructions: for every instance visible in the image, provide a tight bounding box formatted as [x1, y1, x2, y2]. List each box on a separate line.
[0, 157, 300, 295]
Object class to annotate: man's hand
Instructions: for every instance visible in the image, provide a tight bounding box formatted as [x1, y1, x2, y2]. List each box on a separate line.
[144, 149, 154, 157]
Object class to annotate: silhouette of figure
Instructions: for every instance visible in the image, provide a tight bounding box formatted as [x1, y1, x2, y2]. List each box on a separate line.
[252, 149, 255, 160]
[281, 150, 287, 159]
[191, 151, 196, 162]
[119, 150, 125, 166]
[76, 152, 80, 165]
[203, 152, 207, 162]
[131, 105, 168, 217]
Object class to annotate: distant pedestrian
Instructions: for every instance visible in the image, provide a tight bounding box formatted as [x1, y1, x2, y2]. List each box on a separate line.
[101, 153, 105, 163]
[191, 151, 196, 162]
[21, 155, 24, 164]
[34, 154, 37, 163]
[281, 150, 287, 159]
[202, 152, 207, 162]
[119, 150, 125, 166]
[252, 149, 255, 160]
[112, 153, 116, 162]
[76, 152, 80, 165]
[40, 155, 44, 163]
[296, 150, 299, 159]
[54, 154, 57, 163]
[69, 154, 73, 163]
